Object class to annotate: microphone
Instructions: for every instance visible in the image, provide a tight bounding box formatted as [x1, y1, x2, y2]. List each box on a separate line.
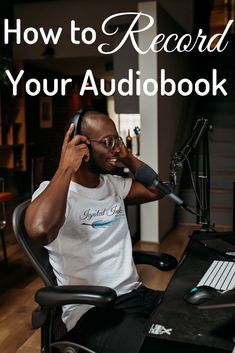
[135, 164, 200, 217]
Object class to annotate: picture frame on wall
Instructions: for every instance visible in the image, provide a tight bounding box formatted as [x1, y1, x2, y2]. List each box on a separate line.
[40, 96, 53, 128]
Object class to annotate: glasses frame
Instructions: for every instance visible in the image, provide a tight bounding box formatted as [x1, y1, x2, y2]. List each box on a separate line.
[89, 136, 123, 149]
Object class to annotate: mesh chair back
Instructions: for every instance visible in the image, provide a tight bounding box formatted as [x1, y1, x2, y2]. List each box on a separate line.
[12, 200, 57, 286]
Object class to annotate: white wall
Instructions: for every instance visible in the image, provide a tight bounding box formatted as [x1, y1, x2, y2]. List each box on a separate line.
[138, 1, 159, 242]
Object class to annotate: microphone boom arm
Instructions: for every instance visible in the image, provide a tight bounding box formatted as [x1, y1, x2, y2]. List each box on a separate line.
[170, 117, 213, 229]
[170, 118, 210, 187]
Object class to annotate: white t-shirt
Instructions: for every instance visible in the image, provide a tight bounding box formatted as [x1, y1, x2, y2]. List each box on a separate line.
[32, 174, 140, 331]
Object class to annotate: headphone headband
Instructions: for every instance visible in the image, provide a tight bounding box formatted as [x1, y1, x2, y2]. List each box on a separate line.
[71, 105, 95, 136]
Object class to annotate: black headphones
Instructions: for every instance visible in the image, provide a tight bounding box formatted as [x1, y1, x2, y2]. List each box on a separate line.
[69, 105, 95, 138]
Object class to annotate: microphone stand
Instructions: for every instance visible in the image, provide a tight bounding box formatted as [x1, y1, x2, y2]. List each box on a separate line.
[169, 118, 213, 231]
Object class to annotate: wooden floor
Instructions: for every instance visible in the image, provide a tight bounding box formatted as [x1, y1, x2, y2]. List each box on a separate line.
[0, 222, 215, 353]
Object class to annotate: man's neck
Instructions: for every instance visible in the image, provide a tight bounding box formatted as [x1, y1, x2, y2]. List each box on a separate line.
[72, 166, 100, 188]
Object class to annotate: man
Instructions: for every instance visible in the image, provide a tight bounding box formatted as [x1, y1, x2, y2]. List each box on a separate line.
[25, 108, 164, 353]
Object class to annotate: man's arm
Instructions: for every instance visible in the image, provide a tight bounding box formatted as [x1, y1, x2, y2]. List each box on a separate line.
[119, 146, 164, 205]
[24, 124, 90, 244]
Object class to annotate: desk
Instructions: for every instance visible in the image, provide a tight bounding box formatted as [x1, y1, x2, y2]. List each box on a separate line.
[141, 231, 235, 353]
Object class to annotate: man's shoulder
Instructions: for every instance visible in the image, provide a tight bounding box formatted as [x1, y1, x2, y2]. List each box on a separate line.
[103, 173, 124, 180]
[102, 173, 126, 185]
[102, 174, 132, 198]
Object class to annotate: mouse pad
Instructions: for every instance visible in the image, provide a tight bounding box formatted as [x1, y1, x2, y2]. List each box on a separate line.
[189, 232, 235, 260]
[200, 238, 235, 253]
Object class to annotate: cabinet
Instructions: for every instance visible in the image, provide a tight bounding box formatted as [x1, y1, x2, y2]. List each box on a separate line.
[0, 62, 26, 171]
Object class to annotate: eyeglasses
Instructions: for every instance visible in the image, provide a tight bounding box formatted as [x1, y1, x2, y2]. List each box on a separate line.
[89, 136, 123, 149]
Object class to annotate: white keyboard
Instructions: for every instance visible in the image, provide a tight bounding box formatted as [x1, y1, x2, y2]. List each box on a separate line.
[197, 260, 235, 291]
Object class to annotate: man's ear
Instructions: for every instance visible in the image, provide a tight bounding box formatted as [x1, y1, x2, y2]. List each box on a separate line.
[84, 144, 92, 162]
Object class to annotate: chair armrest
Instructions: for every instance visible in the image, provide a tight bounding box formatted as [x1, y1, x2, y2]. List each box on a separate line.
[35, 285, 117, 308]
[133, 250, 178, 271]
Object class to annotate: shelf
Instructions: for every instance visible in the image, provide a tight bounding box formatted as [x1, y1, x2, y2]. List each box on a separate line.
[0, 61, 26, 171]
[0, 145, 14, 151]
[0, 144, 24, 151]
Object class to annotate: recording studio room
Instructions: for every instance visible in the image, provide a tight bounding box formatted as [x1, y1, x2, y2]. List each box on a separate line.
[0, 1, 235, 353]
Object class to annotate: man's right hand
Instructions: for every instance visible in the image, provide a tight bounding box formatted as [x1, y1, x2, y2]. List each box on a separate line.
[59, 123, 90, 173]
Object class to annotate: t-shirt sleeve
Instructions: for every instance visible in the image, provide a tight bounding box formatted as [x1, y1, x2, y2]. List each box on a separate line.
[110, 175, 132, 199]
[31, 181, 70, 218]
[31, 181, 50, 201]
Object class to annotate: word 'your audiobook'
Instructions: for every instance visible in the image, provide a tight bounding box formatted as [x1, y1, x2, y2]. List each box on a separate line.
[5, 69, 227, 97]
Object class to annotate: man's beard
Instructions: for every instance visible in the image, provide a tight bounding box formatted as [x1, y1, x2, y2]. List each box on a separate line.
[87, 153, 109, 174]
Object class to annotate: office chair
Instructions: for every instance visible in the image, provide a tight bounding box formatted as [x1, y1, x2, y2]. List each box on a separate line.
[12, 200, 178, 353]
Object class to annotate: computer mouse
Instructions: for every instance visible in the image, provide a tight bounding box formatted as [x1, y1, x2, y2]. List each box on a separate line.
[184, 285, 221, 305]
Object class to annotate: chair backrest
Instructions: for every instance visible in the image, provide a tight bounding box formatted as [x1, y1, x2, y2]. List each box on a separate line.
[12, 200, 57, 286]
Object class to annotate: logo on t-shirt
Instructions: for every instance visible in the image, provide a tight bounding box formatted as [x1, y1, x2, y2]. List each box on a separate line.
[81, 217, 119, 229]
[80, 203, 124, 229]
